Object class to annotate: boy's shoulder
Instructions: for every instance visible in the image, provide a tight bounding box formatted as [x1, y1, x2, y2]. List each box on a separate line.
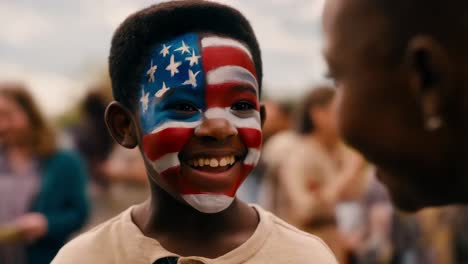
[256, 206, 338, 263]
[52, 207, 135, 264]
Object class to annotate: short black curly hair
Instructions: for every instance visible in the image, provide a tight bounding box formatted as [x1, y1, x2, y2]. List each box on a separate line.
[109, 0, 263, 110]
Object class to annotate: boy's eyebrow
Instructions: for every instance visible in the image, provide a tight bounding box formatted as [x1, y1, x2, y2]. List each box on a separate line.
[154, 84, 258, 103]
[232, 85, 257, 96]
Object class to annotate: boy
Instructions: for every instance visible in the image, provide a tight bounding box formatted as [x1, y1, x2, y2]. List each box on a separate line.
[53, 1, 337, 263]
[322, 0, 468, 211]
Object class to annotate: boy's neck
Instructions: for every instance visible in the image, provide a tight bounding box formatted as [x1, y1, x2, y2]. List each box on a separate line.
[132, 184, 259, 258]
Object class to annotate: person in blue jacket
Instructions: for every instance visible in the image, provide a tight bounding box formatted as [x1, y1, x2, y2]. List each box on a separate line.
[0, 82, 90, 264]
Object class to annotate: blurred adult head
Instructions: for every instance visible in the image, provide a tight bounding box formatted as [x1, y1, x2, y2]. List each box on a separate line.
[77, 90, 113, 160]
[297, 85, 338, 140]
[323, 0, 468, 210]
[262, 99, 292, 141]
[0, 82, 56, 157]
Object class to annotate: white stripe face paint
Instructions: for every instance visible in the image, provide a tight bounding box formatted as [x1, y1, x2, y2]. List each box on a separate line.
[201, 36, 253, 59]
[149, 120, 201, 134]
[153, 152, 180, 174]
[147, 121, 200, 174]
[206, 66, 259, 93]
[182, 194, 235, 214]
[244, 148, 261, 166]
[204, 107, 261, 130]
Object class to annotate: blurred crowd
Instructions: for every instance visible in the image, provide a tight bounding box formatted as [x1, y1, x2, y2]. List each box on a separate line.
[1, 81, 468, 264]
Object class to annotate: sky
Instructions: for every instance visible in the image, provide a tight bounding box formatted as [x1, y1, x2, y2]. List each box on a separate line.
[0, 0, 327, 116]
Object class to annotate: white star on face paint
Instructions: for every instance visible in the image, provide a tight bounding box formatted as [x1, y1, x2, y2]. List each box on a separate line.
[166, 55, 182, 77]
[155, 82, 170, 98]
[160, 44, 171, 58]
[182, 69, 201, 88]
[140, 86, 150, 112]
[185, 49, 201, 67]
[146, 60, 157, 83]
[175, 40, 190, 54]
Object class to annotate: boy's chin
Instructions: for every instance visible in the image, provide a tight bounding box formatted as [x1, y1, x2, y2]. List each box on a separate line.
[151, 182, 236, 214]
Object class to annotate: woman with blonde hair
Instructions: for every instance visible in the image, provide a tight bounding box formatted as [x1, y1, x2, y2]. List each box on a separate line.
[0, 82, 89, 264]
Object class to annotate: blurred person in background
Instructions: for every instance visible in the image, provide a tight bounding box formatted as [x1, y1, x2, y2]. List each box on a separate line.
[69, 90, 114, 227]
[0, 83, 89, 264]
[322, 0, 468, 211]
[91, 145, 149, 225]
[412, 207, 454, 264]
[257, 99, 299, 212]
[239, 98, 294, 204]
[344, 174, 458, 264]
[276, 86, 368, 263]
[70, 89, 149, 228]
[359, 177, 394, 264]
[71, 90, 114, 191]
[261, 99, 293, 142]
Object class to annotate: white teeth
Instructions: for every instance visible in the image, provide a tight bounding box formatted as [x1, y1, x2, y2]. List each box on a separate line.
[189, 155, 237, 168]
[219, 158, 227, 167]
[210, 159, 219, 167]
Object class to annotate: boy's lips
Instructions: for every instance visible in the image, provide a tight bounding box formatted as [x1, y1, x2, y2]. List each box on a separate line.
[178, 150, 247, 192]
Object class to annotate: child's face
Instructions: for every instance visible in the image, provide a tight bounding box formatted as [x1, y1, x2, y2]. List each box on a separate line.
[138, 33, 262, 213]
[0, 95, 32, 147]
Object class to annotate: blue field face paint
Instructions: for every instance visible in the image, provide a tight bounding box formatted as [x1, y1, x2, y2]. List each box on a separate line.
[139, 33, 205, 134]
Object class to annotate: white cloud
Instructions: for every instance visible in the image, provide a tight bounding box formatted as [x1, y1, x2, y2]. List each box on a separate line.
[0, 3, 54, 47]
[297, 0, 326, 23]
[77, 0, 148, 29]
[216, 0, 327, 96]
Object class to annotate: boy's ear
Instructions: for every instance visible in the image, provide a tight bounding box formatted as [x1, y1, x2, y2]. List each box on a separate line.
[260, 104, 267, 128]
[105, 101, 138, 149]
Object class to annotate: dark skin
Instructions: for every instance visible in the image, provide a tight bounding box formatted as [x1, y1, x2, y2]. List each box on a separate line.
[323, 0, 468, 211]
[105, 101, 266, 258]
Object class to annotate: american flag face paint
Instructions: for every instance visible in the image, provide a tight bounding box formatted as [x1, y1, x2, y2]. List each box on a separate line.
[139, 33, 262, 213]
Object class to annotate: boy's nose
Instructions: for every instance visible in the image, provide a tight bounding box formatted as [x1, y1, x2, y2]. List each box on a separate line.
[194, 118, 237, 141]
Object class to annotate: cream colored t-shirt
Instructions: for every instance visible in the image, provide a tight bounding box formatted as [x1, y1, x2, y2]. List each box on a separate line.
[52, 205, 337, 264]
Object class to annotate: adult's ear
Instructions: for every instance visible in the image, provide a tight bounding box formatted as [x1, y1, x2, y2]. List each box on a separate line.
[105, 101, 138, 148]
[260, 104, 267, 128]
[405, 36, 453, 131]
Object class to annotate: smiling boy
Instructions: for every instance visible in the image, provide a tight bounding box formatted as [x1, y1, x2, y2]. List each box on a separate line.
[52, 1, 337, 263]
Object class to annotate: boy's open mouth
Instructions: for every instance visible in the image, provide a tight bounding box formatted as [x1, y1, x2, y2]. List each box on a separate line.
[176, 150, 248, 192]
[180, 152, 245, 173]
[185, 155, 242, 173]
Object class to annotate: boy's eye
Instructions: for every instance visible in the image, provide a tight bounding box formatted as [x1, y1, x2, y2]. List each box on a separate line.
[231, 101, 256, 112]
[168, 102, 199, 113]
